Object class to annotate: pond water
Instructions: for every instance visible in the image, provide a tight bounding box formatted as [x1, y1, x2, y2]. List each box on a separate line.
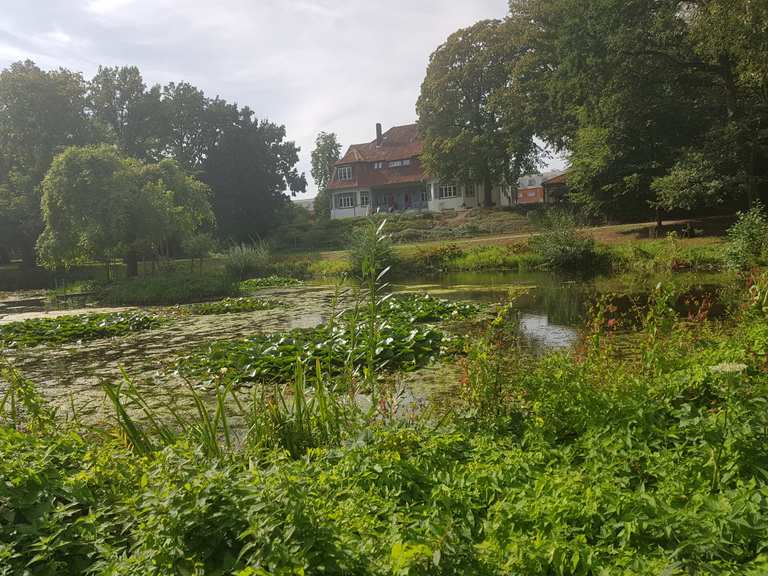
[0, 270, 731, 420]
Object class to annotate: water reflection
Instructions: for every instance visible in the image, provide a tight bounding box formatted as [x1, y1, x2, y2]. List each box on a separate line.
[396, 271, 593, 352]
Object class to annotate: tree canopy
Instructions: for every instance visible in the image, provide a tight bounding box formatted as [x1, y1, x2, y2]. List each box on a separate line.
[0, 61, 306, 267]
[417, 19, 538, 206]
[311, 132, 342, 219]
[37, 145, 214, 276]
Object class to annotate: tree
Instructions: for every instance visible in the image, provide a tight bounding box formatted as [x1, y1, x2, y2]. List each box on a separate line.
[89, 66, 167, 161]
[505, 0, 768, 218]
[162, 82, 238, 171]
[417, 20, 537, 206]
[311, 132, 341, 219]
[37, 145, 214, 277]
[0, 60, 92, 267]
[202, 108, 306, 242]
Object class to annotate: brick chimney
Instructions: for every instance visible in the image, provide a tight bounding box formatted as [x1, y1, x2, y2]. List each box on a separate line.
[376, 123, 383, 146]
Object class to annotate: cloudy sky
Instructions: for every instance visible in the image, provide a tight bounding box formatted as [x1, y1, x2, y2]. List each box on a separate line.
[0, 0, 538, 198]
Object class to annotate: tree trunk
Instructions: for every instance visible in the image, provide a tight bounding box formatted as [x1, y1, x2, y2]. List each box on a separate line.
[483, 177, 493, 207]
[20, 241, 36, 270]
[125, 250, 139, 278]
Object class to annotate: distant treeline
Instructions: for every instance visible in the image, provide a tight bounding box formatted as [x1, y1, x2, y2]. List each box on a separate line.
[0, 62, 306, 268]
[417, 0, 768, 221]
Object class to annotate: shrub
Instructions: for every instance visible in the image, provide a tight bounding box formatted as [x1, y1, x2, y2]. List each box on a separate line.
[529, 210, 601, 271]
[239, 276, 304, 291]
[224, 241, 271, 280]
[349, 220, 397, 278]
[724, 202, 768, 270]
[99, 271, 237, 305]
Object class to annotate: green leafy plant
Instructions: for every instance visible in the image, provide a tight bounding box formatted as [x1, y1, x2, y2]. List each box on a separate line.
[185, 297, 280, 316]
[529, 209, 603, 271]
[224, 241, 272, 280]
[0, 310, 165, 348]
[724, 202, 768, 270]
[238, 276, 304, 291]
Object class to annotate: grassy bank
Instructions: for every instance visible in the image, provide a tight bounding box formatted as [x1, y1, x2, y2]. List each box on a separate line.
[3, 271, 768, 573]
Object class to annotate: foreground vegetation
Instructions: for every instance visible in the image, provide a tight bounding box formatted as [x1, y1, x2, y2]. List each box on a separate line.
[3, 258, 768, 573]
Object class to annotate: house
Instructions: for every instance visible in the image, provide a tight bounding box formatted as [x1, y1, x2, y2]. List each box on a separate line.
[327, 123, 568, 219]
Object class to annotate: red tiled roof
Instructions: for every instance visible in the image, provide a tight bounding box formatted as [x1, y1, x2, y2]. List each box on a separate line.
[542, 172, 568, 185]
[329, 124, 426, 190]
[335, 124, 422, 165]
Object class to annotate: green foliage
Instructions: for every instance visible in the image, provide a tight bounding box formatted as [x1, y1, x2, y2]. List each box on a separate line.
[98, 271, 237, 305]
[349, 220, 397, 278]
[239, 276, 304, 291]
[0, 311, 164, 349]
[37, 145, 215, 275]
[223, 241, 272, 280]
[417, 19, 537, 205]
[310, 132, 341, 220]
[178, 294, 476, 386]
[529, 210, 602, 271]
[5, 282, 768, 573]
[724, 203, 768, 270]
[0, 60, 94, 266]
[185, 297, 280, 316]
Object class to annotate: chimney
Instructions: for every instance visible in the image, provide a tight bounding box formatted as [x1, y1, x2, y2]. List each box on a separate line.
[376, 123, 383, 146]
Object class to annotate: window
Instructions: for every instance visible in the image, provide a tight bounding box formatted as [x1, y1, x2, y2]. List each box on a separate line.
[360, 191, 369, 206]
[527, 178, 535, 186]
[527, 190, 537, 198]
[388, 160, 403, 168]
[335, 192, 355, 208]
[402, 158, 411, 166]
[466, 183, 477, 197]
[372, 161, 383, 170]
[336, 166, 352, 181]
[438, 184, 457, 199]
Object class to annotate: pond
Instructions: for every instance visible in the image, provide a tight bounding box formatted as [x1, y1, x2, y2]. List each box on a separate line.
[0, 270, 733, 420]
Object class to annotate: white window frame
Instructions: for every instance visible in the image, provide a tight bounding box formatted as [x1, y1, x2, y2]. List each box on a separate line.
[527, 190, 537, 198]
[388, 160, 403, 168]
[336, 192, 355, 208]
[402, 158, 411, 166]
[438, 184, 457, 199]
[360, 191, 369, 206]
[336, 166, 352, 181]
[372, 161, 383, 170]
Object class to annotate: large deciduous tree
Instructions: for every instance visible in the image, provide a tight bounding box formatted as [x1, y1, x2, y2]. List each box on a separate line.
[203, 108, 306, 242]
[506, 0, 768, 218]
[417, 19, 537, 206]
[38, 145, 214, 276]
[89, 66, 167, 161]
[311, 132, 341, 219]
[0, 60, 92, 267]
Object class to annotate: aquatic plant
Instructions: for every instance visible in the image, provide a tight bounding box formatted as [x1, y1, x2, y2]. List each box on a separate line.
[177, 293, 475, 386]
[185, 296, 280, 316]
[238, 276, 304, 291]
[0, 310, 165, 349]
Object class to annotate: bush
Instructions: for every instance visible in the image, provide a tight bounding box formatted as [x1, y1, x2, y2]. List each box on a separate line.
[725, 202, 768, 270]
[99, 271, 237, 305]
[349, 220, 397, 278]
[224, 242, 271, 280]
[529, 210, 602, 271]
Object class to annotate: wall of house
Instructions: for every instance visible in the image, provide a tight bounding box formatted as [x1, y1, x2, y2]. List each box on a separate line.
[330, 189, 372, 219]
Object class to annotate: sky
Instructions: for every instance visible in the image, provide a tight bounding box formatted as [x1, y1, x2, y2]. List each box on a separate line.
[0, 0, 562, 199]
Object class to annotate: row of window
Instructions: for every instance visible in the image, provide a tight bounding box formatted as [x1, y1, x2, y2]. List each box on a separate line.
[335, 191, 369, 209]
[335, 159, 414, 180]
